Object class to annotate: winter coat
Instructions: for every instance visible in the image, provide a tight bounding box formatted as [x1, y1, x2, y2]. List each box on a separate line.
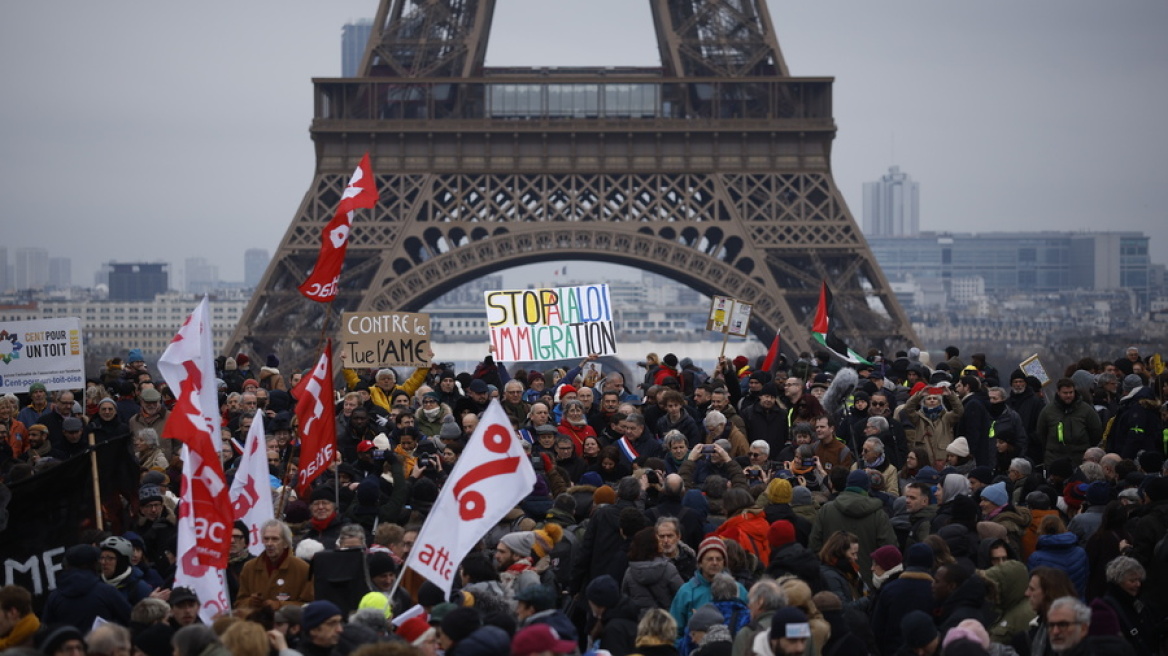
[934, 573, 992, 635]
[819, 561, 862, 603]
[740, 403, 790, 456]
[669, 573, 747, 639]
[42, 568, 132, 630]
[710, 510, 772, 565]
[871, 569, 933, 656]
[765, 542, 826, 591]
[808, 490, 897, 583]
[761, 502, 813, 547]
[985, 504, 1031, 557]
[657, 411, 703, 446]
[236, 551, 314, 608]
[597, 597, 641, 656]
[622, 558, 683, 613]
[572, 498, 637, 593]
[903, 389, 963, 467]
[983, 560, 1035, 644]
[1035, 395, 1102, 463]
[1021, 507, 1061, 561]
[1067, 505, 1105, 545]
[1028, 532, 1089, 597]
[1100, 583, 1163, 656]
[958, 393, 995, 468]
[1126, 499, 1168, 615]
[1107, 386, 1163, 459]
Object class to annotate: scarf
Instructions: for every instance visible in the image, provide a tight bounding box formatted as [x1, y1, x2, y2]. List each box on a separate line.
[862, 453, 886, 470]
[102, 566, 132, 588]
[923, 405, 943, 421]
[262, 548, 289, 574]
[566, 416, 587, 428]
[0, 613, 40, 650]
[422, 406, 441, 421]
[310, 512, 337, 534]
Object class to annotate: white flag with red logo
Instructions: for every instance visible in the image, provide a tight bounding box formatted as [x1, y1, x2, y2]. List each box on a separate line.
[293, 341, 336, 496]
[298, 153, 378, 302]
[230, 411, 274, 557]
[158, 297, 232, 622]
[403, 400, 536, 596]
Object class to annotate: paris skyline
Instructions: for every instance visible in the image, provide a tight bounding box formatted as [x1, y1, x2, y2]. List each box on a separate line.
[2, 0, 1165, 286]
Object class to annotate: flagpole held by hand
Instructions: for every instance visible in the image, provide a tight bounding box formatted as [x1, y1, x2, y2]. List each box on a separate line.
[88, 431, 103, 531]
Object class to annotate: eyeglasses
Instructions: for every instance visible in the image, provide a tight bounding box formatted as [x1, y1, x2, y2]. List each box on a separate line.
[422, 398, 438, 405]
[1047, 621, 1082, 631]
[749, 452, 765, 458]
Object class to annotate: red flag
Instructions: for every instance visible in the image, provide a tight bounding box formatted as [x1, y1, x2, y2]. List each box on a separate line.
[761, 333, 781, 372]
[294, 341, 337, 496]
[812, 281, 832, 335]
[298, 153, 378, 302]
[157, 298, 232, 572]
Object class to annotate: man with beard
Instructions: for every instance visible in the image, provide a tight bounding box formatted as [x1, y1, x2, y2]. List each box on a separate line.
[742, 383, 789, 455]
[1036, 379, 1102, 464]
[17, 383, 50, 428]
[237, 520, 314, 610]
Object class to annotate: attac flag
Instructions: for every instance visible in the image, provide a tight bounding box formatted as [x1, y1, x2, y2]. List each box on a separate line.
[230, 412, 275, 557]
[811, 281, 870, 365]
[294, 340, 337, 496]
[403, 400, 536, 597]
[298, 153, 378, 302]
[158, 297, 233, 621]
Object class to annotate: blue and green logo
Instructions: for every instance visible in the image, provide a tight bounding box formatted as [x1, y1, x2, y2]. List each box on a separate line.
[0, 330, 22, 364]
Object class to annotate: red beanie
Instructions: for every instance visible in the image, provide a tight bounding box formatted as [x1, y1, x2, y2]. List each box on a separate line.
[768, 520, 796, 548]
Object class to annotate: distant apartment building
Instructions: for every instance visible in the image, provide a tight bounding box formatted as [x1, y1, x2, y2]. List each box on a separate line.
[862, 166, 919, 237]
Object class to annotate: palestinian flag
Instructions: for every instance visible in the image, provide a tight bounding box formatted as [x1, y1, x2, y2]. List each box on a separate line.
[811, 281, 870, 365]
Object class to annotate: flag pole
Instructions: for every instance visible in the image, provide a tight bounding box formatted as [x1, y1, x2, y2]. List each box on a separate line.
[88, 431, 104, 531]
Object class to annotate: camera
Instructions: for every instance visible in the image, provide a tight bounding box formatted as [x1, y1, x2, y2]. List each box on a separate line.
[418, 455, 439, 469]
[746, 468, 762, 480]
[801, 458, 816, 468]
[371, 449, 391, 462]
[529, 455, 544, 469]
[702, 445, 716, 454]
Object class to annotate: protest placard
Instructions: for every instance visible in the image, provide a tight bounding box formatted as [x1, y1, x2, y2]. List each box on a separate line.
[484, 284, 617, 362]
[341, 311, 431, 367]
[0, 317, 85, 394]
[1019, 354, 1050, 386]
[706, 296, 752, 337]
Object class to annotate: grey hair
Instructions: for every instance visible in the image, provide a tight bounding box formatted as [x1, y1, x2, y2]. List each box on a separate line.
[866, 416, 889, 432]
[87, 623, 131, 655]
[663, 430, 688, 447]
[1009, 458, 1032, 476]
[1082, 447, 1105, 464]
[710, 573, 740, 601]
[1105, 556, 1145, 585]
[376, 368, 397, 381]
[563, 399, 585, 413]
[616, 476, 643, 502]
[655, 516, 681, 535]
[703, 410, 727, 429]
[260, 519, 294, 550]
[172, 625, 221, 656]
[747, 577, 787, 612]
[337, 524, 367, 547]
[136, 428, 160, 447]
[1079, 462, 1103, 482]
[504, 379, 524, 392]
[751, 440, 770, 455]
[863, 436, 885, 455]
[226, 392, 241, 402]
[1048, 596, 1091, 625]
[348, 607, 389, 633]
[130, 597, 171, 625]
[624, 412, 646, 428]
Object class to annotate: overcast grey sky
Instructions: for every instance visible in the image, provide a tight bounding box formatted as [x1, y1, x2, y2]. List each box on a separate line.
[2, 1, 1165, 287]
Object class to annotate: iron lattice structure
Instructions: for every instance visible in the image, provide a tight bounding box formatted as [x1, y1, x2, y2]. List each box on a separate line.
[229, 0, 918, 370]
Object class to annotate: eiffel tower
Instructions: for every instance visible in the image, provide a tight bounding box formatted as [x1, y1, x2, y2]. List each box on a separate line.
[228, 0, 918, 370]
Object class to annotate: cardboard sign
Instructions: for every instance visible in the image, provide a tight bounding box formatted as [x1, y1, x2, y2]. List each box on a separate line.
[0, 317, 85, 394]
[1019, 354, 1050, 387]
[341, 312, 431, 367]
[706, 296, 752, 337]
[484, 284, 617, 362]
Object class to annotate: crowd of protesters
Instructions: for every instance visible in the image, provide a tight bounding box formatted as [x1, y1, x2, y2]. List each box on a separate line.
[1, 342, 1167, 656]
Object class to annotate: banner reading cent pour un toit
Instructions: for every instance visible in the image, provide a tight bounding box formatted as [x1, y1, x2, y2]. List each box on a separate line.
[0, 317, 85, 394]
[484, 284, 618, 362]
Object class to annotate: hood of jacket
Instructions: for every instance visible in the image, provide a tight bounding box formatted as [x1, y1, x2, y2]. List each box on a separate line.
[833, 490, 885, 518]
[1036, 531, 1078, 551]
[626, 558, 674, 585]
[53, 568, 101, 599]
[983, 560, 1028, 610]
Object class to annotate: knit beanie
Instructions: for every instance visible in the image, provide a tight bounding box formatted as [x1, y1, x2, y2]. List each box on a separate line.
[790, 485, 813, 506]
[440, 607, 481, 643]
[697, 536, 727, 562]
[871, 545, 902, 572]
[767, 520, 796, 548]
[845, 469, 870, 491]
[440, 414, 461, 440]
[499, 532, 535, 558]
[531, 524, 563, 559]
[593, 485, 616, 506]
[766, 478, 793, 504]
[688, 605, 723, 633]
[585, 575, 620, 608]
[946, 437, 970, 458]
[980, 481, 1008, 508]
[904, 542, 934, 571]
[301, 600, 343, 632]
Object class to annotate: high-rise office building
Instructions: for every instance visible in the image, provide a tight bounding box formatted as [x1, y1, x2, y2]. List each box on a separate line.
[863, 165, 920, 237]
[108, 262, 169, 301]
[341, 20, 373, 77]
[48, 257, 72, 289]
[244, 248, 269, 289]
[14, 247, 49, 291]
[185, 257, 219, 294]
